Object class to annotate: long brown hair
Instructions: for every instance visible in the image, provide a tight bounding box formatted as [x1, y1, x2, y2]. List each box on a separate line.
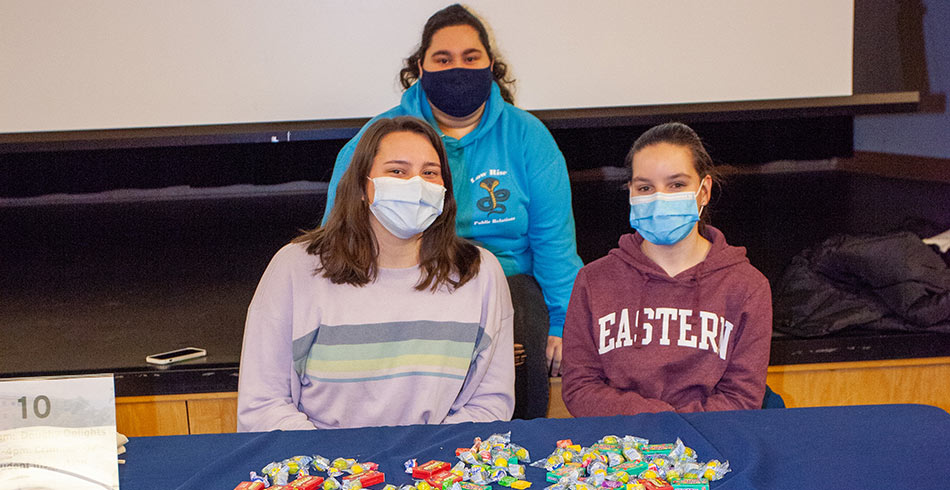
[295, 116, 480, 291]
[399, 4, 516, 104]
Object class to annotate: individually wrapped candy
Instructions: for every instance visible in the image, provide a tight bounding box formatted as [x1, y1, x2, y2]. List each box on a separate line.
[507, 464, 525, 479]
[287, 456, 313, 477]
[312, 455, 332, 473]
[672, 461, 702, 480]
[605, 452, 625, 467]
[486, 432, 511, 446]
[621, 436, 648, 449]
[248, 471, 269, 487]
[584, 472, 605, 487]
[622, 445, 643, 464]
[469, 468, 492, 486]
[399, 484, 418, 490]
[498, 476, 518, 487]
[324, 477, 342, 490]
[488, 468, 507, 483]
[600, 435, 621, 445]
[416, 481, 433, 490]
[332, 458, 356, 471]
[459, 451, 481, 466]
[508, 444, 531, 463]
[263, 462, 290, 487]
[701, 460, 730, 481]
[342, 477, 362, 490]
[586, 460, 607, 477]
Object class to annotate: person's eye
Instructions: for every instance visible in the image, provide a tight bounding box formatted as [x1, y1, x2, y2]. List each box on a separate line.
[637, 186, 651, 193]
[389, 168, 404, 175]
[671, 182, 685, 189]
[424, 170, 441, 178]
[466, 56, 477, 63]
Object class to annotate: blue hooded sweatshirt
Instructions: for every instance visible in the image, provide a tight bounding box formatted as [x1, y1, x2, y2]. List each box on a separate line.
[322, 82, 583, 337]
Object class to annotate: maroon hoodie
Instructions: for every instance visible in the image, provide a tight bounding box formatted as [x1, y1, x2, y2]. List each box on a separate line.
[562, 226, 772, 416]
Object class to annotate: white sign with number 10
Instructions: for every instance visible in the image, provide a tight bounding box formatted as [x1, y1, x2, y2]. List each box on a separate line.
[0, 374, 119, 490]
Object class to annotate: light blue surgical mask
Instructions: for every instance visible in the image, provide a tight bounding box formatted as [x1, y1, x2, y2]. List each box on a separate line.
[369, 176, 446, 239]
[629, 191, 703, 245]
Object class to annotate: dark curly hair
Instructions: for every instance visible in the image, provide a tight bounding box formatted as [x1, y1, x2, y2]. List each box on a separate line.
[399, 4, 515, 104]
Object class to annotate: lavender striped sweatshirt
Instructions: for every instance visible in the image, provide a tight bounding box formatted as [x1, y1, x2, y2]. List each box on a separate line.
[237, 243, 514, 431]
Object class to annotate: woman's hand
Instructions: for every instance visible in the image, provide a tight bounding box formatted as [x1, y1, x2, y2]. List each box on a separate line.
[546, 336, 563, 376]
[514, 343, 526, 366]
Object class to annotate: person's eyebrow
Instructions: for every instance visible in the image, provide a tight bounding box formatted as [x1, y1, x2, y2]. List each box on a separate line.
[429, 49, 453, 58]
[664, 173, 692, 180]
[383, 159, 411, 165]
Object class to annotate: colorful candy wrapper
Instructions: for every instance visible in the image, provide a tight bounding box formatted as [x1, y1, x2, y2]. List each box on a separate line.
[508, 443, 531, 463]
[622, 436, 648, 449]
[324, 477, 342, 490]
[701, 460, 729, 481]
[586, 461, 607, 477]
[263, 462, 291, 487]
[670, 478, 708, 490]
[312, 455, 331, 473]
[506, 464, 525, 479]
[342, 478, 362, 490]
[405, 459, 419, 474]
[622, 446, 643, 464]
[509, 481, 531, 490]
[605, 452, 625, 467]
[498, 476, 518, 487]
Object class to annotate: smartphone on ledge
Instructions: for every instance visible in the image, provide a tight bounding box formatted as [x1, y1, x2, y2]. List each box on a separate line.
[146, 347, 207, 365]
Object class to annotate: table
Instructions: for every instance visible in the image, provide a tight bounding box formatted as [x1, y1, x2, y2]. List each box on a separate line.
[117, 404, 950, 490]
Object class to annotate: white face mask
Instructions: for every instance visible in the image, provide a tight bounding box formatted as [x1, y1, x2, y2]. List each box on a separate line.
[368, 176, 446, 239]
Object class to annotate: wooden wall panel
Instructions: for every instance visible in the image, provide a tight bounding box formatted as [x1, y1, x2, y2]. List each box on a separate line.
[115, 396, 189, 437]
[187, 393, 238, 434]
[767, 357, 950, 413]
[546, 357, 950, 419]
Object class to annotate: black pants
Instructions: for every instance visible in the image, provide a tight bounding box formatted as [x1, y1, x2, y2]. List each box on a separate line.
[507, 274, 550, 419]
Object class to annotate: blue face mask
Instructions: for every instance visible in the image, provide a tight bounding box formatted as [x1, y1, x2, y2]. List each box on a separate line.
[420, 67, 493, 118]
[629, 191, 703, 245]
[369, 176, 446, 240]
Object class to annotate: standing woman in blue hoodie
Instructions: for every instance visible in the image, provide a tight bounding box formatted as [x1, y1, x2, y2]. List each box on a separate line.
[561, 122, 772, 415]
[322, 4, 583, 419]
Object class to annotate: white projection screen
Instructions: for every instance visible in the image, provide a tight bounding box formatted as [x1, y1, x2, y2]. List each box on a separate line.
[0, 0, 854, 135]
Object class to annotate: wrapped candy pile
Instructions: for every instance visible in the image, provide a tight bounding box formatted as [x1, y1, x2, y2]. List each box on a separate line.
[237, 454, 391, 490]
[405, 431, 533, 490]
[533, 436, 729, 490]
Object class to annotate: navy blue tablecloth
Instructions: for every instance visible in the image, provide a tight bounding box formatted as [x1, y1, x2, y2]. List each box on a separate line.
[118, 404, 950, 490]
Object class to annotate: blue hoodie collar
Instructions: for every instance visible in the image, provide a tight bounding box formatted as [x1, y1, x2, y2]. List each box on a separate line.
[401, 81, 504, 147]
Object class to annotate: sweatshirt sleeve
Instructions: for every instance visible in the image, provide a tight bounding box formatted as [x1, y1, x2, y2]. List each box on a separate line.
[561, 269, 677, 416]
[523, 122, 584, 337]
[237, 249, 317, 431]
[444, 252, 516, 423]
[676, 280, 773, 413]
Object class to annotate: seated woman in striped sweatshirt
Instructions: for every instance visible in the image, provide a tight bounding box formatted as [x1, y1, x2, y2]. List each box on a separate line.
[237, 116, 515, 430]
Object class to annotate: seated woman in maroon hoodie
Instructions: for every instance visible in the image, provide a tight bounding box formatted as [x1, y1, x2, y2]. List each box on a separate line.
[561, 122, 772, 415]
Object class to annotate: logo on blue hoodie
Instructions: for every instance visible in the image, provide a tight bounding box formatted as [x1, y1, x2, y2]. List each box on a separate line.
[476, 177, 509, 215]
